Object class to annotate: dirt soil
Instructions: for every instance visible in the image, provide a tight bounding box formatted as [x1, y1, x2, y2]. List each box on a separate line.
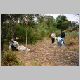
[16, 38, 79, 66]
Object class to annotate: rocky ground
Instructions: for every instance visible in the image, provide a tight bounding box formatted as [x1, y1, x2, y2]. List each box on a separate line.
[16, 37, 79, 66]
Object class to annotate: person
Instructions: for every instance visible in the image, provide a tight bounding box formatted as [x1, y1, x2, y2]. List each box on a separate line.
[51, 32, 56, 43]
[57, 36, 64, 47]
[61, 31, 65, 44]
[9, 39, 19, 51]
[9, 38, 30, 52]
[18, 45, 30, 52]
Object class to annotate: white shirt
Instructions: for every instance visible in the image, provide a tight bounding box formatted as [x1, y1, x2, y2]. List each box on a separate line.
[51, 33, 55, 38]
[57, 37, 63, 45]
[13, 41, 19, 47]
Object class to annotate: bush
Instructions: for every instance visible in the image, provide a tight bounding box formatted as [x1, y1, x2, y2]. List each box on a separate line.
[1, 50, 22, 66]
[65, 31, 79, 47]
[27, 27, 43, 44]
[15, 24, 26, 43]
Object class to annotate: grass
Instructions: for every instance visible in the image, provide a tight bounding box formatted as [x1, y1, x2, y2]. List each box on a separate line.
[1, 50, 24, 66]
[65, 31, 79, 51]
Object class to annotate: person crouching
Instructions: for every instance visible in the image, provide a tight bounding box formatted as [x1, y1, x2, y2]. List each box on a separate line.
[9, 39, 19, 51]
[57, 37, 64, 47]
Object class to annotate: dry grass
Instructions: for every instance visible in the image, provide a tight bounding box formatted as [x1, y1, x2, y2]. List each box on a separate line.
[1, 50, 24, 66]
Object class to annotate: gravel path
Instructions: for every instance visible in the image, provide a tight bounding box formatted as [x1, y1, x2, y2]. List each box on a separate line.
[17, 38, 79, 66]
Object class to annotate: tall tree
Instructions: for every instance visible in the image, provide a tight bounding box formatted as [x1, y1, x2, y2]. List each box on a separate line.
[56, 15, 69, 32]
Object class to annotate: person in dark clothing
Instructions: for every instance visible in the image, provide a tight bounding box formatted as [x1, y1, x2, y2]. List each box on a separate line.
[61, 31, 65, 44]
[11, 43, 18, 51]
[61, 31, 65, 38]
[9, 39, 18, 51]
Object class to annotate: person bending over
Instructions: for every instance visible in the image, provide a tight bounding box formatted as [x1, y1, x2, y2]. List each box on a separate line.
[51, 32, 56, 44]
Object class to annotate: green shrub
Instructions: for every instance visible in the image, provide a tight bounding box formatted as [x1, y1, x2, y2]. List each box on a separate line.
[1, 50, 22, 66]
[15, 24, 26, 43]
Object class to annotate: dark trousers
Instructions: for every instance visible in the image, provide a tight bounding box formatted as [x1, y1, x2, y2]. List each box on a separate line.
[11, 45, 18, 51]
[51, 38, 55, 43]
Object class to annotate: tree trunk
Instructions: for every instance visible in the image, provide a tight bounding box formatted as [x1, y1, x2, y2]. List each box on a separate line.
[26, 29, 27, 53]
[1, 41, 3, 51]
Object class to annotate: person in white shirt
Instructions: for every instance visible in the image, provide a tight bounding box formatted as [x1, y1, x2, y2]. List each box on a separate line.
[9, 39, 19, 51]
[9, 38, 30, 52]
[51, 32, 56, 43]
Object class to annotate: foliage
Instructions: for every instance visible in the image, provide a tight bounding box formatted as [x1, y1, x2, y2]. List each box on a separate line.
[1, 14, 79, 46]
[15, 24, 26, 43]
[1, 50, 23, 66]
[56, 15, 69, 32]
